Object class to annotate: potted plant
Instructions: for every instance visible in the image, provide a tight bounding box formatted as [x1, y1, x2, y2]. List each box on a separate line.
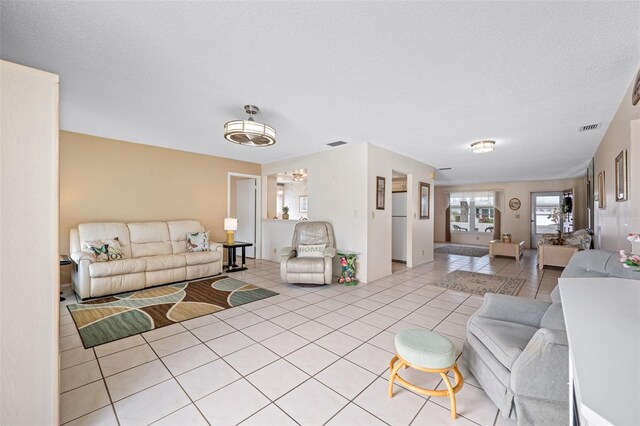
[282, 206, 289, 220]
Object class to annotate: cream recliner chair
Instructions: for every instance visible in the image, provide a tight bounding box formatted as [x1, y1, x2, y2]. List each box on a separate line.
[280, 221, 337, 284]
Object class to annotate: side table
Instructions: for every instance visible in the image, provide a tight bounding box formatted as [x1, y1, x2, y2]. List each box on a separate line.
[489, 240, 525, 260]
[220, 241, 253, 273]
[60, 255, 72, 301]
[338, 251, 359, 286]
[538, 244, 579, 270]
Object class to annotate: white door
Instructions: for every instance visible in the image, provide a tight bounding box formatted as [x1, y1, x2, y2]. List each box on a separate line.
[236, 178, 256, 257]
[530, 192, 563, 248]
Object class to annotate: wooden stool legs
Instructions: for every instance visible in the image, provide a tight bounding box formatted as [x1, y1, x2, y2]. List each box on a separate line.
[388, 354, 464, 420]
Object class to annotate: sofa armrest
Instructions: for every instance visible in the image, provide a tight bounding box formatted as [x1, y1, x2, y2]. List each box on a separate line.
[70, 251, 96, 263]
[280, 246, 296, 257]
[209, 242, 223, 252]
[473, 294, 551, 328]
[323, 247, 337, 258]
[511, 328, 569, 402]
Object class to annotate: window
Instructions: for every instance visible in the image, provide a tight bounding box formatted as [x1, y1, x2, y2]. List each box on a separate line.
[450, 192, 495, 232]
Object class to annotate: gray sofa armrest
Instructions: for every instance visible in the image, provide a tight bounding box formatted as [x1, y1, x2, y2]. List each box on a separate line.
[473, 294, 551, 328]
[323, 247, 337, 258]
[511, 328, 569, 402]
[209, 242, 223, 253]
[280, 246, 296, 257]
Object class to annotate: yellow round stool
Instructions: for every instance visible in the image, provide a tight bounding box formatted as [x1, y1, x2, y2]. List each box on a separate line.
[388, 329, 464, 419]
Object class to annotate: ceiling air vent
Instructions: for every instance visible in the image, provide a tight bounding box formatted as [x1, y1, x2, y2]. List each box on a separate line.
[579, 123, 600, 132]
[327, 141, 347, 147]
[438, 167, 452, 171]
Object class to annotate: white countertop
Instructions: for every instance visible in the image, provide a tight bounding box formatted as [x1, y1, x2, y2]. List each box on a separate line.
[559, 277, 640, 426]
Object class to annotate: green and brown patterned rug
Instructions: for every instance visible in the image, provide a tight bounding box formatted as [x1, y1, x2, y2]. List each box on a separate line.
[429, 270, 525, 296]
[67, 276, 277, 348]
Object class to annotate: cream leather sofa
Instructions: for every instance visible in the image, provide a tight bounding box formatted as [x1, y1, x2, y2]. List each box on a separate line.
[70, 220, 222, 299]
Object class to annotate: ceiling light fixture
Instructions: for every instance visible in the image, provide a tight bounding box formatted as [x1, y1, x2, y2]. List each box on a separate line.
[224, 105, 276, 147]
[291, 169, 307, 182]
[471, 140, 496, 153]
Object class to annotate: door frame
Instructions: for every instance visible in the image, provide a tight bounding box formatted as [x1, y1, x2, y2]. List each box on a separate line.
[227, 172, 261, 259]
[530, 191, 564, 249]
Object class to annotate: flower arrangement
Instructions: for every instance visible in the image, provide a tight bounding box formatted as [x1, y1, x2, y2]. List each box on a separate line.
[619, 233, 640, 271]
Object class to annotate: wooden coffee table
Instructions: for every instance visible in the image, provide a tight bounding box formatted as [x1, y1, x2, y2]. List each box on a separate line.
[489, 240, 525, 260]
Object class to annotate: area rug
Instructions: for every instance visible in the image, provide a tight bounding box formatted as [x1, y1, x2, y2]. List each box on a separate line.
[434, 244, 490, 257]
[429, 270, 525, 296]
[67, 276, 278, 348]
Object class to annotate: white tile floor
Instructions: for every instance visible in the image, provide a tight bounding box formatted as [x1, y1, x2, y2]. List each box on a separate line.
[59, 250, 560, 425]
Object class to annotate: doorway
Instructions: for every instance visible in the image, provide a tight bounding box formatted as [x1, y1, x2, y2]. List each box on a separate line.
[530, 191, 573, 248]
[391, 171, 408, 270]
[227, 173, 261, 259]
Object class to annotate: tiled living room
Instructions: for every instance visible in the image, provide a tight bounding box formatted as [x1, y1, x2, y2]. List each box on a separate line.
[59, 251, 558, 425]
[1, 2, 639, 426]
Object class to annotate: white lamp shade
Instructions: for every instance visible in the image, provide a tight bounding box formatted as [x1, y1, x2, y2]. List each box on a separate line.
[224, 218, 238, 231]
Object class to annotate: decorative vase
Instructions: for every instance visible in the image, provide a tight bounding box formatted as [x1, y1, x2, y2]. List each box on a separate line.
[501, 234, 512, 243]
[282, 213, 289, 220]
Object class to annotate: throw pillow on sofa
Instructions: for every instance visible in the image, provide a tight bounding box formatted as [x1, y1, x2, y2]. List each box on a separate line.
[298, 244, 326, 258]
[187, 231, 210, 252]
[82, 237, 125, 262]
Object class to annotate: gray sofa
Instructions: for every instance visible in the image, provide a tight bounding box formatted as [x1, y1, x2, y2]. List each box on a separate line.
[463, 250, 639, 425]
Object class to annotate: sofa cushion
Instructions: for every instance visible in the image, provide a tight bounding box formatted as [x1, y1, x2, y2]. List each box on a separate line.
[563, 233, 591, 250]
[469, 316, 539, 370]
[183, 251, 221, 266]
[78, 222, 132, 259]
[89, 258, 146, 278]
[167, 220, 204, 254]
[540, 303, 566, 331]
[186, 231, 210, 252]
[127, 222, 172, 258]
[140, 254, 186, 272]
[286, 257, 325, 273]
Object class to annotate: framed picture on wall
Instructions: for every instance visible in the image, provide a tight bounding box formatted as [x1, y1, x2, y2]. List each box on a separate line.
[615, 150, 628, 202]
[299, 195, 308, 213]
[419, 182, 430, 219]
[376, 176, 386, 210]
[597, 170, 605, 209]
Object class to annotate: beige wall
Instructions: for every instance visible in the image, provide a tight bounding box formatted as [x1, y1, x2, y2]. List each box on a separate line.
[593, 72, 640, 252]
[59, 131, 261, 283]
[435, 177, 586, 248]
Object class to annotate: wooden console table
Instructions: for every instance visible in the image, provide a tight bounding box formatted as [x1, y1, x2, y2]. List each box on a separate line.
[489, 240, 524, 260]
[537, 244, 578, 270]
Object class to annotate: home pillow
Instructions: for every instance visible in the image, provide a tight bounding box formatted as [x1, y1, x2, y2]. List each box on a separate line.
[298, 244, 326, 258]
[81, 237, 125, 262]
[186, 231, 209, 252]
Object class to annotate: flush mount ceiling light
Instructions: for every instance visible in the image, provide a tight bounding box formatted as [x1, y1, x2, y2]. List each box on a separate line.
[292, 169, 307, 182]
[471, 140, 496, 153]
[224, 105, 276, 147]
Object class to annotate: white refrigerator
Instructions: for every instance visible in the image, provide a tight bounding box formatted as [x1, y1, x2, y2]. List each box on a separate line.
[392, 192, 407, 262]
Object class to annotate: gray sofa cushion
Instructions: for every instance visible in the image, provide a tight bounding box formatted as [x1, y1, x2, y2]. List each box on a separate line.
[540, 303, 565, 331]
[469, 317, 539, 370]
[561, 249, 640, 280]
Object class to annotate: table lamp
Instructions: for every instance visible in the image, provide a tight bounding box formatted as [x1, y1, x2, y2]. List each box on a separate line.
[224, 218, 238, 244]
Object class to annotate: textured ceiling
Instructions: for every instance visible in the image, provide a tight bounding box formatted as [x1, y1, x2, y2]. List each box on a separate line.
[1, 1, 639, 184]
